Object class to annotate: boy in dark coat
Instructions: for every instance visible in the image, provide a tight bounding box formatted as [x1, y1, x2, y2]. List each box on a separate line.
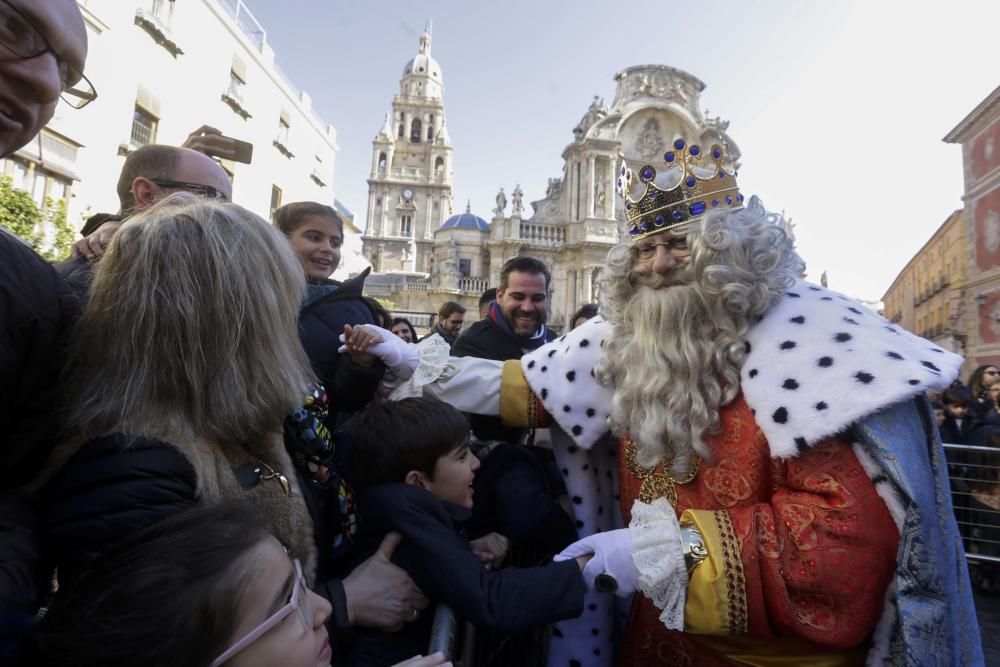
[345, 398, 587, 666]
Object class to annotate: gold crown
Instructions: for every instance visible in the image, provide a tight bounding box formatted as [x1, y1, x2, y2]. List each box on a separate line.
[616, 138, 743, 241]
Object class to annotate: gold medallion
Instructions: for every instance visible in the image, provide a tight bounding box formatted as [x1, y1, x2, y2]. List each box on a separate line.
[624, 439, 700, 505]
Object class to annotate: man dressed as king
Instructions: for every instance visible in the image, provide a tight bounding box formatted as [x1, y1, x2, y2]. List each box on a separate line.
[384, 133, 980, 665]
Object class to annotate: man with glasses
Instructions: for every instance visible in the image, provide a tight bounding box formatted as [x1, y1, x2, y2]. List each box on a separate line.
[0, 0, 93, 653]
[414, 137, 980, 665]
[0, 0, 93, 155]
[57, 144, 233, 300]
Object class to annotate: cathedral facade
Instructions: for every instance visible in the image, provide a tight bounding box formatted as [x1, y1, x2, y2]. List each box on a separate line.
[361, 33, 739, 331]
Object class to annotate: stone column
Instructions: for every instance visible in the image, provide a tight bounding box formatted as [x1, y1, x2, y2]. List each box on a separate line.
[582, 266, 594, 303]
[586, 155, 596, 219]
[607, 156, 616, 219]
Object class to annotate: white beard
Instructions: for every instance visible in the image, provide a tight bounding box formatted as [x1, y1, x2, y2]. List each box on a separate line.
[597, 271, 744, 476]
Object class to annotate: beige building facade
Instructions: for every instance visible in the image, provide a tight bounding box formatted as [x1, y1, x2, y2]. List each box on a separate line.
[881, 209, 967, 356]
[5, 0, 366, 277]
[362, 52, 741, 331]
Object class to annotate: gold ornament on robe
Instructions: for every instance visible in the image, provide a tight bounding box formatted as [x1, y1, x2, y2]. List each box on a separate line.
[624, 438, 700, 505]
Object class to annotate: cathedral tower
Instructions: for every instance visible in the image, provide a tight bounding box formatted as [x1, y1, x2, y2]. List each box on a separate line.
[362, 27, 454, 274]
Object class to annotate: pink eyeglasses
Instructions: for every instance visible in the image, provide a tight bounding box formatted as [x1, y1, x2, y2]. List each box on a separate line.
[210, 559, 312, 667]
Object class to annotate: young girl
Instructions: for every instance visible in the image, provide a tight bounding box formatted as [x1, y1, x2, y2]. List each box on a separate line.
[274, 202, 384, 430]
[32, 502, 450, 667]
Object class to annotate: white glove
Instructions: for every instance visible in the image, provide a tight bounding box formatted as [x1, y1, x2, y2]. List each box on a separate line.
[553, 528, 638, 597]
[339, 324, 420, 381]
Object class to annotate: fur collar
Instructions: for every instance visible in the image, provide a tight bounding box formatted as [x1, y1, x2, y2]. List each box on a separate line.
[740, 279, 961, 457]
[522, 280, 962, 457]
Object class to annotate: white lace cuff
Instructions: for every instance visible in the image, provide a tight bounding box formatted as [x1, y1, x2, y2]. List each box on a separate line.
[629, 497, 687, 631]
[389, 336, 504, 416]
[389, 334, 451, 400]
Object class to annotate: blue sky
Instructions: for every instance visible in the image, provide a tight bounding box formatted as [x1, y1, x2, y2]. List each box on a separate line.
[250, 0, 999, 301]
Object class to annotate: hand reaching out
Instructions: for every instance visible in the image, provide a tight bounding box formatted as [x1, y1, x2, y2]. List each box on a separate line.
[71, 222, 121, 260]
[469, 532, 509, 567]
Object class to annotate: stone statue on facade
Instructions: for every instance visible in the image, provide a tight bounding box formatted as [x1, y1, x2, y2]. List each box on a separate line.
[546, 177, 562, 199]
[595, 181, 606, 209]
[443, 237, 460, 277]
[511, 185, 524, 215]
[494, 187, 507, 216]
[573, 95, 609, 141]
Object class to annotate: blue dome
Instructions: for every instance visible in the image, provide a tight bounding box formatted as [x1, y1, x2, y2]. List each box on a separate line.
[440, 204, 489, 232]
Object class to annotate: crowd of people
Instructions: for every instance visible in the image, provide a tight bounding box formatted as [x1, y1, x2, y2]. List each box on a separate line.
[0, 1, 988, 666]
[932, 367, 1000, 595]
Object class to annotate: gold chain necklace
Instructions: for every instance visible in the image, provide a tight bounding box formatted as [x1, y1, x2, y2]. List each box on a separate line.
[624, 439, 700, 505]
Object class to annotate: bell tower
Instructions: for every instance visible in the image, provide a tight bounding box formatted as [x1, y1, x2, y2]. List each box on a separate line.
[363, 25, 454, 274]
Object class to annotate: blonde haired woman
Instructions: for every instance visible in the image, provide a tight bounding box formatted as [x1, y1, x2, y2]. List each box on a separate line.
[41, 195, 425, 646]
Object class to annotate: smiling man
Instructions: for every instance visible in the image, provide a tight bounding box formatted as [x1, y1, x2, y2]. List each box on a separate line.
[0, 0, 91, 155]
[453, 256, 555, 443]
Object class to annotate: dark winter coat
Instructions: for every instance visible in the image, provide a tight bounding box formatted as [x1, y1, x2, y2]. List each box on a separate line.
[42, 433, 352, 632]
[452, 317, 556, 442]
[0, 229, 78, 487]
[299, 269, 384, 432]
[347, 484, 585, 666]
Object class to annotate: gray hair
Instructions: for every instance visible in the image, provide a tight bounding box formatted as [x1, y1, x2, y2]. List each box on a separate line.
[595, 200, 804, 473]
[60, 194, 314, 453]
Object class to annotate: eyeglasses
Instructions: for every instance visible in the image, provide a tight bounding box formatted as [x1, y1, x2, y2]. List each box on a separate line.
[985, 370, 999, 376]
[151, 178, 229, 201]
[631, 236, 691, 261]
[209, 559, 312, 667]
[0, 0, 97, 109]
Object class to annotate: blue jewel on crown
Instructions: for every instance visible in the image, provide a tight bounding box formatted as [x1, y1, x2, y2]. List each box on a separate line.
[620, 136, 741, 241]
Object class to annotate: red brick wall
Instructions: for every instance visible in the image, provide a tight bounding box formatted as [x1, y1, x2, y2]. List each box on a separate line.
[970, 116, 1000, 184]
[973, 184, 1000, 272]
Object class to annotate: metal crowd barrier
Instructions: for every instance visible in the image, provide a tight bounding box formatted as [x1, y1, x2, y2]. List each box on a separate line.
[943, 443, 1000, 564]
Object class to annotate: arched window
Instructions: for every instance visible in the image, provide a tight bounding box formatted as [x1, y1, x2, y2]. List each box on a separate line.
[377, 152, 387, 173]
[410, 118, 422, 143]
[428, 114, 435, 140]
[434, 156, 444, 177]
[398, 124, 404, 138]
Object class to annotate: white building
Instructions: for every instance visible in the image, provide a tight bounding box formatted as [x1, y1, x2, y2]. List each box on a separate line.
[362, 47, 741, 330]
[5, 0, 365, 277]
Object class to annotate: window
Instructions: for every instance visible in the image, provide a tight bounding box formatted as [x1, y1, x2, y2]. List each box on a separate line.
[270, 185, 282, 220]
[434, 156, 444, 177]
[273, 111, 294, 158]
[410, 118, 422, 143]
[276, 116, 290, 146]
[130, 105, 158, 147]
[398, 123, 404, 138]
[227, 69, 245, 104]
[459, 259, 471, 277]
[399, 215, 412, 236]
[150, 0, 175, 24]
[427, 114, 434, 140]
[377, 151, 387, 173]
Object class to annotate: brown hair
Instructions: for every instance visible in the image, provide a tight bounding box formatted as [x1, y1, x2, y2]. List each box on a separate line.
[438, 301, 466, 319]
[116, 145, 183, 212]
[273, 201, 345, 237]
[348, 397, 469, 486]
[499, 256, 550, 290]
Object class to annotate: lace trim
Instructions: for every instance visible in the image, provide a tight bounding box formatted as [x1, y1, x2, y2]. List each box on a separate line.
[715, 509, 748, 634]
[389, 334, 453, 400]
[629, 497, 687, 630]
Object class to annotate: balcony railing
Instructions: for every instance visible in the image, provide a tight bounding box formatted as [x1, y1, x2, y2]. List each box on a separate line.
[134, 7, 183, 56]
[459, 277, 489, 294]
[518, 222, 566, 246]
